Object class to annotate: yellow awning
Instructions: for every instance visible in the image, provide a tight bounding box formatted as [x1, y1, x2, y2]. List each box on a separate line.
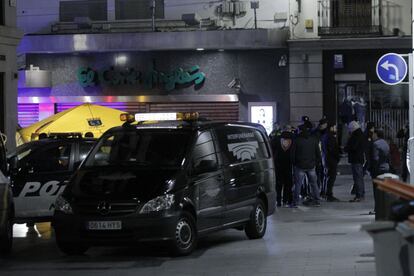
[19, 103, 125, 143]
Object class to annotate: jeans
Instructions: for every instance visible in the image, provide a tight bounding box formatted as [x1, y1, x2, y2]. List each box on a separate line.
[293, 167, 319, 204]
[351, 163, 365, 198]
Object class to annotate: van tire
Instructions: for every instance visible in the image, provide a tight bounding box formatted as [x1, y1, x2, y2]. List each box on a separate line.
[245, 199, 267, 239]
[0, 212, 13, 255]
[56, 237, 89, 255]
[169, 211, 197, 256]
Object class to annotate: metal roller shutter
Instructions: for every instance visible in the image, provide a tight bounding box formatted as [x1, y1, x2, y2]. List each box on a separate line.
[149, 102, 239, 121]
[56, 102, 239, 122]
[18, 104, 39, 128]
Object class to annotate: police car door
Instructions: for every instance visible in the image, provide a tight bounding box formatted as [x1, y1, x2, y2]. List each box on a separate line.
[13, 142, 73, 220]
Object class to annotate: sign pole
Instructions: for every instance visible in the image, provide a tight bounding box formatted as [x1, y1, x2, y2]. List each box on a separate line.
[410, 2, 414, 184]
[409, 54, 414, 185]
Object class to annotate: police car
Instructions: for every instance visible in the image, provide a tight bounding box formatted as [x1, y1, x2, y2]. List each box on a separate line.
[0, 133, 13, 255]
[53, 113, 276, 256]
[8, 134, 96, 223]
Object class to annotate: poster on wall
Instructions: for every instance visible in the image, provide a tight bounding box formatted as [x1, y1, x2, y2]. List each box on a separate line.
[248, 102, 277, 135]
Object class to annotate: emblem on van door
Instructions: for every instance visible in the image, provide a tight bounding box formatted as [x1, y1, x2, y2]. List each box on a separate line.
[228, 141, 259, 161]
[97, 201, 111, 215]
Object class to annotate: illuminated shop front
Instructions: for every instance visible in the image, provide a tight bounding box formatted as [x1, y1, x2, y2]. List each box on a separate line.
[17, 31, 289, 133]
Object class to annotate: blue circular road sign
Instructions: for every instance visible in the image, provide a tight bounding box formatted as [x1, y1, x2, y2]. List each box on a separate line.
[376, 53, 408, 85]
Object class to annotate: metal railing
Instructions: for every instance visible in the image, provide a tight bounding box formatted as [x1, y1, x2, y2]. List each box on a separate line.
[51, 18, 218, 34]
[370, 109, 408, 147]
[318, 0, 382, 37]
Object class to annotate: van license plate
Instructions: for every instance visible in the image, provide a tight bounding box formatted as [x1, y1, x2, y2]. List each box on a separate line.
[87, 221, 122, 230]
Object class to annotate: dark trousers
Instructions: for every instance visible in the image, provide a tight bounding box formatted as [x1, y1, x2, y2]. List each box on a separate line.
[351, 163, 365, 198]
[316, 164, 324, 189]
[276, 171, 293, 205]
[325, 165, 337, 197]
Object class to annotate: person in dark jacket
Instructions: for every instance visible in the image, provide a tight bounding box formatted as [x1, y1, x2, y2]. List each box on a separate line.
[314, 117, 328, 195]
[321, 123, 341, 202]
[345, 121, 366, 202]
[371, 128, 390, 217]
[363, 122, 375, 176]
[397, 124, 409, 181]
[271, 128, 294, 207]
[292, 124, 321, 207]
[371, 128, 390, 178]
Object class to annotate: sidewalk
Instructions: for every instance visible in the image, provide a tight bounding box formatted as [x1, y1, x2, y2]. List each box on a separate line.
[268, 173, 376, 276]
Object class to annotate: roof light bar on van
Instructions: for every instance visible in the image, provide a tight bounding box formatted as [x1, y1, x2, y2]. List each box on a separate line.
[135, 113, 177, 122]
[177, 112, 199, 121]
[134, 112, 200, 122]
[120, 113, 135, 123]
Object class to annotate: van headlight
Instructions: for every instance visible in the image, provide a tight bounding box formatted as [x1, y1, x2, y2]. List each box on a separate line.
[54, 195, 73, 214]
[140, 194, 175, 213]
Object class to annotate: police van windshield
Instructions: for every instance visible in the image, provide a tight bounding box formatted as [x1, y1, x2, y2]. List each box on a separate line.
[84, 129, 191, 168]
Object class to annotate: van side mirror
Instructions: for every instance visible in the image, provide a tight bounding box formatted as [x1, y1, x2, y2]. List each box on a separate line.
[194, 160, 218, 175]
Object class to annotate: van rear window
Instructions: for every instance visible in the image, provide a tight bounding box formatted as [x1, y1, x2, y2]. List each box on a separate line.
[215, 126, 269, 165]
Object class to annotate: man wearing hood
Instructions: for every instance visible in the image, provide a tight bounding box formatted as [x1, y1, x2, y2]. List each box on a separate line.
[271, 126, 294, 207]
[292, 124, 321, 207]
[345, 121, 366, 202]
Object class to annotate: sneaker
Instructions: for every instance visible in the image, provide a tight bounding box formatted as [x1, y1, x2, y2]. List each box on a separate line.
[288, 204, 298, 208]
[326, 196, 340, 202]
[310, 200, 321, 207]
[282, 203, 290, 208]
[302, 199, 313, 206]
[349, 197, 361, 202]
[303, 199, 321, 207]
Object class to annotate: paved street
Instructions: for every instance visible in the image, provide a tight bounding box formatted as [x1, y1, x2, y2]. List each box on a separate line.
[1, 174, 376, 276]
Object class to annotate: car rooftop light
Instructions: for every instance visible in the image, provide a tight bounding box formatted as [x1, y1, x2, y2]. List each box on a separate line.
[134, 112, 200, 122]
[120, 113, 136, 123]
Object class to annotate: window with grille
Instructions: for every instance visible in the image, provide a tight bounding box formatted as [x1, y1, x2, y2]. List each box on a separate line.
[115, 0, 164, 20]
[331, 0, 372, 28]
[59, 0, 107, 22]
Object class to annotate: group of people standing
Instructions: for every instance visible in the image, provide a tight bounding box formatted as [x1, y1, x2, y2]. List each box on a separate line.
[270, 116, 340, 208]
[270, 116, 392, 210]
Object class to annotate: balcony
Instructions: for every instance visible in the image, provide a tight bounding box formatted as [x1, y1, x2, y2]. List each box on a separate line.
[318, 0, 382, 37]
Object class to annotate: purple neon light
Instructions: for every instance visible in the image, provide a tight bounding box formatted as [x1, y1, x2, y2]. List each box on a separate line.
[56, 102, 129, 113]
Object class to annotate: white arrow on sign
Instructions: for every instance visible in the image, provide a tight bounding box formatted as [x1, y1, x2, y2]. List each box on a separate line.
[381, 60, 400, 80]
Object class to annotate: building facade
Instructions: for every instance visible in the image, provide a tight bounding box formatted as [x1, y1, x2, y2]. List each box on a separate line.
[16, 0, 290, 134]
[287, 0, 412, 145]
[0, 0, 22, 149]
[16, 0, 413, 139]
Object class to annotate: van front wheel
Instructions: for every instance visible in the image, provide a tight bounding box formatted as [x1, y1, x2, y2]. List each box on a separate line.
[169, 211, 197, 256]
[245, 199, 267, 239]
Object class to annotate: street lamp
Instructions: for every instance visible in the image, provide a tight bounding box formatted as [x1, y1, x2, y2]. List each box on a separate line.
[250, 1, 259, 29]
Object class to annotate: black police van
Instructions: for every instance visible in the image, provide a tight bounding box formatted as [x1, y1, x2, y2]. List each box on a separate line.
[8, 135, 96, 223]
[0, 133, 13, 255]
[53, 115, 276, 256]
